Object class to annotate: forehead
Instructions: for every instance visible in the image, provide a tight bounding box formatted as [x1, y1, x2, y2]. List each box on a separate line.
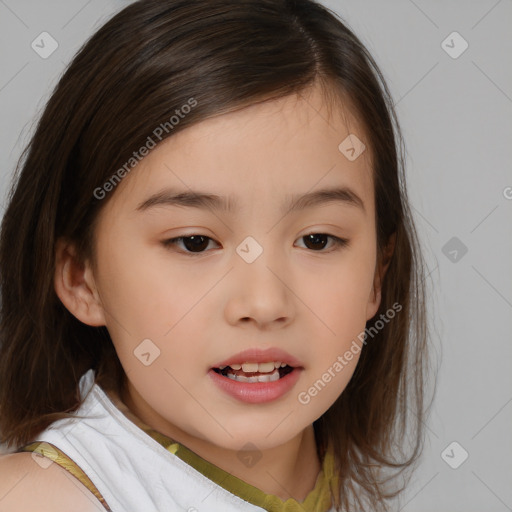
[102, 82, 374, 219]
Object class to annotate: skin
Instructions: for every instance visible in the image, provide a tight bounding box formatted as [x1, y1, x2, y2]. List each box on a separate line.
[53, 82, 391, 502]
[0, 452, 103, 511]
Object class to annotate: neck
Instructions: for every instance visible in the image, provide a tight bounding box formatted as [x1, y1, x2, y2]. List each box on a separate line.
[112, 382, 322, 501]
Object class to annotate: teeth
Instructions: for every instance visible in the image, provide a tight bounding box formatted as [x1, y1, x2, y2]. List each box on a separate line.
[241, 362, 259, 373]
[227, 368, 281, 383]
[258, 362, 276, 372]
[242, 362, 277, 373]
[216, 361, 291, 373]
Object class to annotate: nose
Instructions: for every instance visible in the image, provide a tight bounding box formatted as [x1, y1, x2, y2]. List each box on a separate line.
[224, 241, 294, 329]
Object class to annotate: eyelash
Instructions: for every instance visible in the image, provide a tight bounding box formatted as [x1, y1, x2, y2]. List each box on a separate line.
[161, 233, 349, 256]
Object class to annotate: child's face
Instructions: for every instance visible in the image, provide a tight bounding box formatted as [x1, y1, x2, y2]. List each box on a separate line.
[87, 83, 381, 451]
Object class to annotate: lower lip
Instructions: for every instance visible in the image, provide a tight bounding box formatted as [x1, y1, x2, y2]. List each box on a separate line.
[208, 367, 303, 404]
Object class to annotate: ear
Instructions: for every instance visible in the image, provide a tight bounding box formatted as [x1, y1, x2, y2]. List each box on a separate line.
[54, 238, 106, 326]
[366, 232, 396, 320]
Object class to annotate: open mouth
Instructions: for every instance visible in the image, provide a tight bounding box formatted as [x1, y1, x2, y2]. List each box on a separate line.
[212, 363, 295, 383]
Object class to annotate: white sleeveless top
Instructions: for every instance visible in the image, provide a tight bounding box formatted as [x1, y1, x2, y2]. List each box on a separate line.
[21, 369, 338, 512]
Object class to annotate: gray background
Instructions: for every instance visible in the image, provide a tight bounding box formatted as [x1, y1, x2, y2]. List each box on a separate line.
[1, 1, 511, 510]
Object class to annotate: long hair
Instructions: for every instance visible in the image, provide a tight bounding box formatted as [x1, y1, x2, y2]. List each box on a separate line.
[0, 1, 431, 509]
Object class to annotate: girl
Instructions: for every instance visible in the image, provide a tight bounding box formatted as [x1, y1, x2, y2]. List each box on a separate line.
[0, 0, 431, 511]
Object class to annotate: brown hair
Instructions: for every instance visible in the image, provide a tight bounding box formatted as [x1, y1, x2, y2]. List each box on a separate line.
[0, 0, 432, 509]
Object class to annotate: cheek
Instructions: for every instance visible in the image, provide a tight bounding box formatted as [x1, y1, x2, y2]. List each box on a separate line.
[95, 240, 217, 365]
[297, 353, 360, 416]
[95, 239, 176, 328]
[303, 245, 376, 332]
[296, 241, 374, 401]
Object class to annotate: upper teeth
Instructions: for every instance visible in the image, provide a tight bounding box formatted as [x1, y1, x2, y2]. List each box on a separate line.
[219, 362, 288, 372]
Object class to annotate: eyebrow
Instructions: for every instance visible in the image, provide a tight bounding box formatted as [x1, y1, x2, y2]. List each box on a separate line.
[135, 186, 365, 215]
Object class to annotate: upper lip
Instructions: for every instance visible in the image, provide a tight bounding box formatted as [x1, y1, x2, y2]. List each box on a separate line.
[212, 347, 303, 368]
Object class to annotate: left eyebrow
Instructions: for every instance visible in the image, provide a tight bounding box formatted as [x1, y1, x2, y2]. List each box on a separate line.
[135, 186, 366, 215]
[286, 186, 366, 215]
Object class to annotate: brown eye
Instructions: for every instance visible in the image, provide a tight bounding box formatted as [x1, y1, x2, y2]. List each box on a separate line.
[162, 235, 218, 254]
[298, 233, 349, 252]
[162, 233, 349, 256]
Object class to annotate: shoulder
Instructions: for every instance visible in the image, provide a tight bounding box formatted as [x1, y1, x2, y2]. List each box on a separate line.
[0, 452, 103, 511]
